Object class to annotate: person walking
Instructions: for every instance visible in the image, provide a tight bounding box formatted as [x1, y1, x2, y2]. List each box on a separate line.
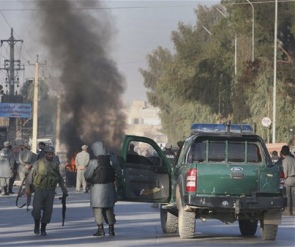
[75, 145, 90, 193]
[0, 141, 14, 196]
[86, 141, 117, 237]
[18, 142, 37, 183]
[25, 146, 68, 236]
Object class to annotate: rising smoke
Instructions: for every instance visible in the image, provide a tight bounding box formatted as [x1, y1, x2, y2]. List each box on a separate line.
[35, 0, 126, 157]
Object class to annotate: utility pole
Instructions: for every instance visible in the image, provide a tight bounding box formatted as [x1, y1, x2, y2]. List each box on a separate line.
[246, 0, 255, 62]
[28, 55, 46, 153]
[272, 0, 278, 143]
[55, 93, 61, 153]
[0, 28, 24, 142]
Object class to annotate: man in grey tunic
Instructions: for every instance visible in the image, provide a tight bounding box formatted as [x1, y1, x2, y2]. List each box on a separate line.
[75, 144, 90, 192]
[86, 141, 117, 237]
[18, 142, 37, 183]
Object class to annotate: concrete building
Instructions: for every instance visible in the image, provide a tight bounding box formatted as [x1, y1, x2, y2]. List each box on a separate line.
[125, 100, 167, 145]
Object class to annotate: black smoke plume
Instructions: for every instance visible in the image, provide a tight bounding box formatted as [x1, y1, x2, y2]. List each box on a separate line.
[35, 0, 126, 158]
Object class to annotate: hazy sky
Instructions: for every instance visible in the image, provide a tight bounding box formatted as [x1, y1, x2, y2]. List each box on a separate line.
[0, 0, 219, 104]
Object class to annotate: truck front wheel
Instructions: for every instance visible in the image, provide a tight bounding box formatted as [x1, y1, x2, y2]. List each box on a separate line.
[238, 219, 258, 236]
[160, 206, 178, 233]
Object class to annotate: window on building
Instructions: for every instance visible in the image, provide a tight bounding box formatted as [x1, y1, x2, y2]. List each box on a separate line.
[133, 118, 139, 124]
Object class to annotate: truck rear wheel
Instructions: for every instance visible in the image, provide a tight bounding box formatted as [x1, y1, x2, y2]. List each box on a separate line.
[160, 206, 178, 233]
[176, 186, 195, 239]
[260, 224, 278, 241]
[238, 219, 258, 236]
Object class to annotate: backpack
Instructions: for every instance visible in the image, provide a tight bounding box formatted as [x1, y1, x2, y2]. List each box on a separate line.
[84, 155, 115, 184]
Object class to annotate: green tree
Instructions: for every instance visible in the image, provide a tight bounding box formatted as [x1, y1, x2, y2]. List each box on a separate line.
[141, 1, 295, 143]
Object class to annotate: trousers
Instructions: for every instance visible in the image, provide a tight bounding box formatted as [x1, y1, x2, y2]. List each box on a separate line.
[93, 207, 115, 225]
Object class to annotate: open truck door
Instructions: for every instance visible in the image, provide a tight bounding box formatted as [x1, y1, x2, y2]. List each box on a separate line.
[117, 135, 172, 204]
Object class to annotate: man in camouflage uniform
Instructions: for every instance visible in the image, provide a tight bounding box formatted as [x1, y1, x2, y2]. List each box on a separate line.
[25, 146, 68, 236]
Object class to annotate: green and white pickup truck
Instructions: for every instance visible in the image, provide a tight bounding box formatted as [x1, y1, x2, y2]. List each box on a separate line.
[116, 123, 287, 241]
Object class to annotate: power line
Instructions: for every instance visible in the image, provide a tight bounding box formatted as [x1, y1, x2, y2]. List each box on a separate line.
[0, 10, 35, 73]
[225, 0, 295, 5]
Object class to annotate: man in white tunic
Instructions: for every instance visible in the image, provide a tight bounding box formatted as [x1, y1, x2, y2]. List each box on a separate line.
[75, 145, 90, 193]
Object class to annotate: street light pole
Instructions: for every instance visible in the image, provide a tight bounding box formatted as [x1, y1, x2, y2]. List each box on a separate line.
[246, 0, 255, 61]
[272, 0, 278, 143]
[28, 55, 46, 153]
[32, 55, 39, 154]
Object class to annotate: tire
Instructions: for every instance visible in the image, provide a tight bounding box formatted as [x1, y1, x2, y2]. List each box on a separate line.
[176, 186, 195, 239]
[238, 219, 258, 236]
[260, 224, 278, 241]
[160, 206, 178, 233]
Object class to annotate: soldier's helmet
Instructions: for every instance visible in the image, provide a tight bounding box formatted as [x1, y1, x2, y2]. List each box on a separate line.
[44, 146, 55, 153]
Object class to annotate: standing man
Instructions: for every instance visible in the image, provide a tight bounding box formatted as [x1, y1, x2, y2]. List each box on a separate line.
[8, 144, 18, 194]
[25, 146, 68, 236]
[163, 143, 176, 165]
[281, 147, 295, 210]
[86, 141, 117, 237]
[75, 144, 90, 193]
[0, 141, 14, 196]
[37, 142, 46, 159]
[127, 143, 138, 155]
[18, 143, 37, 183]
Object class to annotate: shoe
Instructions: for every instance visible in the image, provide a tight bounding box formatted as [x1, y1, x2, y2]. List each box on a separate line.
[93, 224, 105, 237]
[109, 225, 115, 236]
[84, 191, 88, 193]
[40, 222, 47, 236]
[9, 191, 14, 194]
[34, 219, 40, 235]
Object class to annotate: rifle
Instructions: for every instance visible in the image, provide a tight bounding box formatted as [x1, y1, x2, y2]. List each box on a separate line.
[16, 175, 32, 212]
[59, 194, 68, 226]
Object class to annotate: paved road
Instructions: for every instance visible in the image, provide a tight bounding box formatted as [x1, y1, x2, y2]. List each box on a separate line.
[0, 187, 294, 247]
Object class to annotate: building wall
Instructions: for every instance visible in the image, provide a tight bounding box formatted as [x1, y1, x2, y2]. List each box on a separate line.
[125, 100, 167, 144]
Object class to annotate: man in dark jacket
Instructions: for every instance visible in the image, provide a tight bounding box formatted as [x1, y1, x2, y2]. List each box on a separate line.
[163, 143, 176, 165]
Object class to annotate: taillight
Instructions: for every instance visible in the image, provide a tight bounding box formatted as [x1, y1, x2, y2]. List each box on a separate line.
[186, 168, 197, 192]
[279, 171, 285, 189]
